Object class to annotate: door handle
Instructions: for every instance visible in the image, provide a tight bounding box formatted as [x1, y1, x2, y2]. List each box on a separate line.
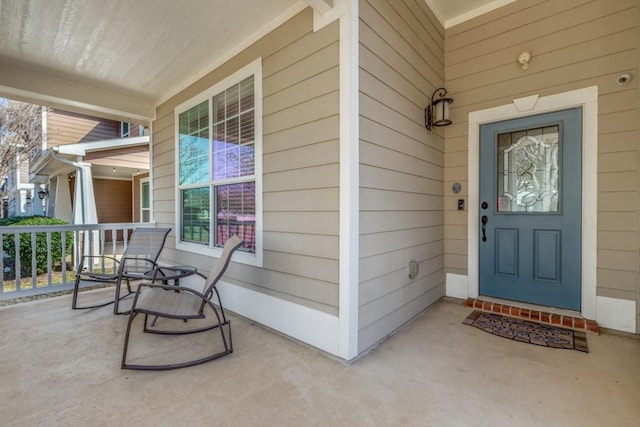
[481, 215, 488, 242]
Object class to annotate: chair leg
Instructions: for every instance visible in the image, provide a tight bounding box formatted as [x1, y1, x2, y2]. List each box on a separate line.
[121, 309, 233, 370]
[71, 276, 80, 309]
[121, 310, 138, 369]
[72, 277, 116, 310]
[113, 278, 134, 315]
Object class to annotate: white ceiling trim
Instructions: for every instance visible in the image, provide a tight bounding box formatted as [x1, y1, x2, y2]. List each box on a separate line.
[425, 0, 517, 29]
[0, 60, 156, 125]
[154, 1, 308, 108]
[445, 0, 517, 28]
[424, 0, 446, 28]
[304, 0, 334, 15]
[54, 136, 149, 156]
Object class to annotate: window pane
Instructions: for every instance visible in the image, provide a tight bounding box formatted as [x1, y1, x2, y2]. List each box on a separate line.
[213, 93, 226, 123]
[181, 187, 210, 245]
[178, 101, 209, 185]
[226, 84, 239, 118]
[239, 143, 254, 176]
[141, 181, 150, 209]
[239, 77, 254, 111]
[240, 111, 254, 143]
[215, 182, 255, 252]
[212, 76, 254, 181]
[142, 210, 150, 222]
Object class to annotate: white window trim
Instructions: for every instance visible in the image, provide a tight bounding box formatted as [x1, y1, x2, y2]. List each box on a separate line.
[174, 57, 263, 267]
[121, 122, 130, 138]
[140, 177, 150, 223]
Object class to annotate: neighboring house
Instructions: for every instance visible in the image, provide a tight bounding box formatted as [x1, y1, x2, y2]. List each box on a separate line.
[0, 0, 638, 362]
[0, 105, 44, 218]
[27, 109, 150, 225]
[2, 152, 38, 218]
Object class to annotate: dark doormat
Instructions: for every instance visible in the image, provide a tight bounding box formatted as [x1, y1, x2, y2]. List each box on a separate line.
[463, 310, 588, 353]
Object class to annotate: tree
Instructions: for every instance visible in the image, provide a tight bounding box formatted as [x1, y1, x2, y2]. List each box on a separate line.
[0, 99, 43, 185]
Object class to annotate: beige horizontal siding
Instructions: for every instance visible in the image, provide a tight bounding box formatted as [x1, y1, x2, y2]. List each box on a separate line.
[443, 0, 639, 330]
[151, 8, 340, 315]
[358, 0, 445, 352]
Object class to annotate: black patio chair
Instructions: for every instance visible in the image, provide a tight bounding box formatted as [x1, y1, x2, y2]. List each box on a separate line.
[71, 227, 171, 315]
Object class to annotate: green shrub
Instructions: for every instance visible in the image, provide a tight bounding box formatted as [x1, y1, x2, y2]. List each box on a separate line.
[1, 216, 74, 275]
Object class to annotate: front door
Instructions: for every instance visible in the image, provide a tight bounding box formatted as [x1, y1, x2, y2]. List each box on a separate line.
[479, 108, 582, 310]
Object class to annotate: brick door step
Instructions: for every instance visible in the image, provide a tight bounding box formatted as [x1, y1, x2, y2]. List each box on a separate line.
[464, 298, 599, 333]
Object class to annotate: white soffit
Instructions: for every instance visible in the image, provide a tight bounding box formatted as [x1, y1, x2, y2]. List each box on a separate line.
[426, 0, 518, 28]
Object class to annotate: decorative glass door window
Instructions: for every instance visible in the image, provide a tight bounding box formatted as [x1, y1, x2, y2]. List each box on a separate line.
[497, 125, 560, 213]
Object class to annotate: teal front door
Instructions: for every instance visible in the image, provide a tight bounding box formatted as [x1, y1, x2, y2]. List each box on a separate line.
[479, 108, 582, 310]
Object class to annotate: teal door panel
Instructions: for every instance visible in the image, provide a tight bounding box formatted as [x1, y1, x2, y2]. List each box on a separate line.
[479, 108, 582, 310]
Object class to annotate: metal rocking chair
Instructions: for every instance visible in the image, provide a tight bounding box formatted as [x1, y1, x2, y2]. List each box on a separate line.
[121, 234, 243, 370]
[72, 227, 171, 315]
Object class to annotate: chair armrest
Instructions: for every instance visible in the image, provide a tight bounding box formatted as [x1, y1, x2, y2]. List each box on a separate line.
[121, 258, 161, 277]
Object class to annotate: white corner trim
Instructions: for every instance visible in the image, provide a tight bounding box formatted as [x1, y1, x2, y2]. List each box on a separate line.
[468, 86, 598, 319]
[445, 273, 469, 300]
[218, 280, 340, 356]
[596, 297, 637, 333]
[312, 0, 348, 32]
[338, 0, 359, 361]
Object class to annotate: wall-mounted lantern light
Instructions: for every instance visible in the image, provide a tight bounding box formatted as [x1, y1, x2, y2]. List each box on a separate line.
[425, 87, 453, 130]
[38, 188, 49, 216]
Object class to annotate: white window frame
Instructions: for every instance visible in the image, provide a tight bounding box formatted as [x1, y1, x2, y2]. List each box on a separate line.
[174, 57, 263, 267]
[121, 122, 131, 138]
[140, 177, 150, 223]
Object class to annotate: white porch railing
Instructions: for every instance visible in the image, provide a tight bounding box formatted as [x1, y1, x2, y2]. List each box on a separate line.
[0, 222, 158, 301]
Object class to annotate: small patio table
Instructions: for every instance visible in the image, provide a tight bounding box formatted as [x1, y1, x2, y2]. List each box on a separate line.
[145, 265, 198, 288]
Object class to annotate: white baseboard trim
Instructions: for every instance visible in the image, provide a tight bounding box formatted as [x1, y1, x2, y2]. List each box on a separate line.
[446, 273, 469, 300]
[217, 280, 341, 356]
[596, 296, 636, 334]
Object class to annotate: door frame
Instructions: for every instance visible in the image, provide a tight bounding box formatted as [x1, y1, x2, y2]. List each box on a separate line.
[467, 86, 598, 319]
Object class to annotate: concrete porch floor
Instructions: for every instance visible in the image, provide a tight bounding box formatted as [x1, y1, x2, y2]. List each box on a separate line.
[1, 289, 639, 426]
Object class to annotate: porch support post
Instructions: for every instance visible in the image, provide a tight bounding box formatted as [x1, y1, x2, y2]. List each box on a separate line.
[338, 0, 359, 360]
[53, 173, 73, 223]
[72, 163, 98, 226]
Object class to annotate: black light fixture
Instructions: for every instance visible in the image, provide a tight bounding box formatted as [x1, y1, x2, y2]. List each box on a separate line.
[425, 87, 453, 130]
[38, 188, 49, 216]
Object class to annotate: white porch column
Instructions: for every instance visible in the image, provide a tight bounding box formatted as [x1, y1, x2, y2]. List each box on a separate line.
[72, 163, 98, 225]
[54, 173, 73, 222]
[73, 163, 99, 260]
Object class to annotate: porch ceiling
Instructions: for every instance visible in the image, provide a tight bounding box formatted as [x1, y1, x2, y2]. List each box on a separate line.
[0, 0, 504, 124]
[0, 0, 304, 124]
